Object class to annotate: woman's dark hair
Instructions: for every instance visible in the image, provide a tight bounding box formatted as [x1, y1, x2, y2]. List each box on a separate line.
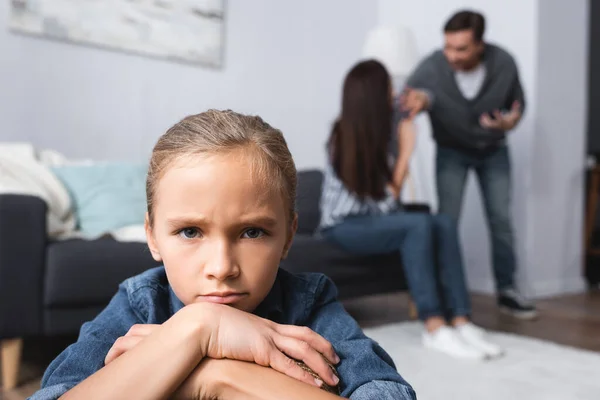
[328, 59, 392, 200]
[444, 10, 486, 42]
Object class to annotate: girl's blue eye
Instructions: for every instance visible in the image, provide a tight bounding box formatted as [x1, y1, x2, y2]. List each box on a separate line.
[179, 228, 200, 239]
[243, 228, 264, 239]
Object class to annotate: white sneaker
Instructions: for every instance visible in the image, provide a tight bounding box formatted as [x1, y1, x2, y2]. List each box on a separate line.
[456, 323, 504, 359]
[422, 326, 487, 360]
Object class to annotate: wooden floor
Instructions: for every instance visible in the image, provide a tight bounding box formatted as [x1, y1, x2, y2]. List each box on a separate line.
[2, 291, 600, 400]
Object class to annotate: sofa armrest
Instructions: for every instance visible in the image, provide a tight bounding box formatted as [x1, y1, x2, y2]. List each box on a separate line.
[0, 194, 47, 338]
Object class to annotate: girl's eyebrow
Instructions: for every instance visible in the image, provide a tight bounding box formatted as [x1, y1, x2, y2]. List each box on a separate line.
[236, 215, 279, 228]
[166, 216, 208, 228]
[166, 214, 279, 229]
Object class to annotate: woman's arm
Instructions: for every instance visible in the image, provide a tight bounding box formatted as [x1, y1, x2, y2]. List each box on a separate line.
[60, 304, 211, 400]
[182, 359, 345, 400]
[389, 119, 416, 198]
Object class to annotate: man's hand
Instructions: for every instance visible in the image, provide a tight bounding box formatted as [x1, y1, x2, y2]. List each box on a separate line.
[480, 101, 521, 131]
[400, 88, 430, 119]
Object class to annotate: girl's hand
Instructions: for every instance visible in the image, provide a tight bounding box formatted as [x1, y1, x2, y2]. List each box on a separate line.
[104, 303, 340, 389]
[201, 303, 340, 388]
[106, 325, 211, 400]
[104, 324, 159, 365]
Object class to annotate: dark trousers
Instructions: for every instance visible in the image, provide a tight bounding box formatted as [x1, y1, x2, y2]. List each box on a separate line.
[436, 145, 516, 291]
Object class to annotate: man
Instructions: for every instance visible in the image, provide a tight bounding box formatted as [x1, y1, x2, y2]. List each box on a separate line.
[402, 10, 537, 319]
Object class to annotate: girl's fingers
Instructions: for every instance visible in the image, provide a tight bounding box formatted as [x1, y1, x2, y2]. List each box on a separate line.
[274, 325, 339, 365]
[104, 335, 144, 365]
[268, 348, 324, 388]
[272, 334, 339, 387]
[125, 324, 160, 337]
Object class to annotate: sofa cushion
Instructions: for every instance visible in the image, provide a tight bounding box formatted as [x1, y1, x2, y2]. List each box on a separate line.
[44, 238, 161, 308]
[280, 234, 407, 299]
[296, 170, 323, 234]
[51, 163, 147, 237]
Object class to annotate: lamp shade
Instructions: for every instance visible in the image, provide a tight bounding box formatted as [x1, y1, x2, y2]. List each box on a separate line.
[362, 26, 419, 78]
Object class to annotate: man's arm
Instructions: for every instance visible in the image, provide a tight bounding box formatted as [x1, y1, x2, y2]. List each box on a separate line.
[507, 59, 526, 116]
[503, 62, 526, 129]
[480, 57, 526, 133]
[404, 55, 438, 112]
[405, 55, 437, 90]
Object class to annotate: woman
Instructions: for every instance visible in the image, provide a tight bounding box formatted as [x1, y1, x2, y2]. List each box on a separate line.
[319, 60, 502, 360]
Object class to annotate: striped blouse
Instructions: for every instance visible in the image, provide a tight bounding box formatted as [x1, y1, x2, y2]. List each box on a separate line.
[318, 162, 401, 230]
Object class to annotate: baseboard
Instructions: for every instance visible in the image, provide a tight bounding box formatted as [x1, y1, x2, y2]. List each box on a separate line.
[468, 278, 496, 296]
[467, 276, 587, 299]
[530, 277, 588, 299]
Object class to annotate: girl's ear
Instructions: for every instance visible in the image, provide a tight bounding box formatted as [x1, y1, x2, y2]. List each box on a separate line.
[145, 213, 162, 262]
[282, 212, 298, 260]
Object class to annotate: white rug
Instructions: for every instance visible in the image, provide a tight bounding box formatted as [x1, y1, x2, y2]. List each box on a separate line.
[363, 322, 600, 400]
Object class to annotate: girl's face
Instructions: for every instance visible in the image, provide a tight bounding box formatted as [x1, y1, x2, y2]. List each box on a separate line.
[145, 149, 296, 312]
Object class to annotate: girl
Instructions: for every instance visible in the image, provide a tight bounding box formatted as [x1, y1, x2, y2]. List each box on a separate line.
[29, 110, 415, 400]
[318, 60, 502, 360]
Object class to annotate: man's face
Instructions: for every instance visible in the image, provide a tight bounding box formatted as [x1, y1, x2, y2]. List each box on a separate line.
[443, 29, 483, 71]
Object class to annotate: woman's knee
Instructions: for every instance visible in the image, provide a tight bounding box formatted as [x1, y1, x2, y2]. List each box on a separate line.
[432, 213, 458, 232]
[404, 212, 434, 233]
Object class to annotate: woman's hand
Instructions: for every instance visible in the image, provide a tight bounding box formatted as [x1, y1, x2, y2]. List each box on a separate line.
[104, 303, 340, 389]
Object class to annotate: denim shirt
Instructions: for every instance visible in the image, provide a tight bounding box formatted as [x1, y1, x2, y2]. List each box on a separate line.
[29, 267, 416, 400]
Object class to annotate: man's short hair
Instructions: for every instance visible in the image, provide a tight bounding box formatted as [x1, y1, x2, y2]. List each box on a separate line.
[444, 10, 486, 42]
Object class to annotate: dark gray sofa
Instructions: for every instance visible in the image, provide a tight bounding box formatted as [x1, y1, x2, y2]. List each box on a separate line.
[0, 169, 417, 390]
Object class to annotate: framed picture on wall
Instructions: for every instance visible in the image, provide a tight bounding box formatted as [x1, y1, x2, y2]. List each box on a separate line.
[9, 0, 226, 68]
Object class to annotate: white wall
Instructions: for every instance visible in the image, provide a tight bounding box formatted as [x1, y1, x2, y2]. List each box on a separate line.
[1, 0, 587, 297]
[529, 0, 589, 296]
[0, 0, 376, 169]
[377, 0, 588, 297]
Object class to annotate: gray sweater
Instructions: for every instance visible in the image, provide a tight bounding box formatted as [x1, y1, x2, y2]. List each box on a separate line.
[406, 43, 526, 152]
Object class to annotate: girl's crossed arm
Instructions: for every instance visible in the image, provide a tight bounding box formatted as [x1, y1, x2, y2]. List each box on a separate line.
[59, 302, 340, 400]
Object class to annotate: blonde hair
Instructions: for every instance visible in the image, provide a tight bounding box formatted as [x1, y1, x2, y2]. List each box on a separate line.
[146, 109, 297, 224]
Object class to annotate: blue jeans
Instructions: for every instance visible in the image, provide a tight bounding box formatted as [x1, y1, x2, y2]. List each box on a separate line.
[321, 212, 471, 321]
[436, 145, 516, 291]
